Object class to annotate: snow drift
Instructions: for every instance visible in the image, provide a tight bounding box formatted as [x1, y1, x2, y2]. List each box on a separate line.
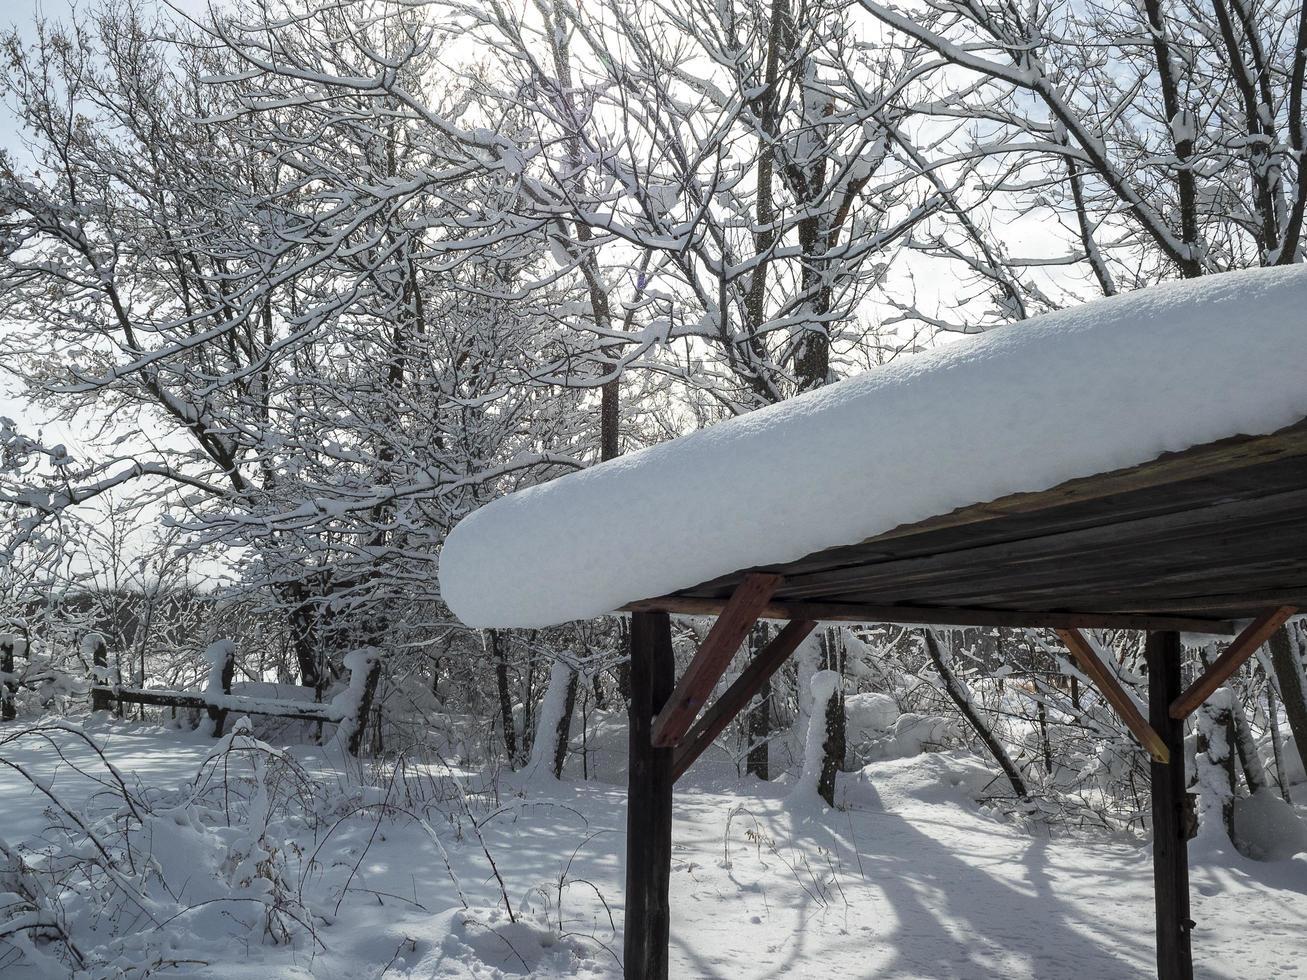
[440, 266, 1307, 628]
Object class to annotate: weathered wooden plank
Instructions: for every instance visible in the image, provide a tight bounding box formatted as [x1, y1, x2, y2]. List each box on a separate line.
[1147, 631, 1194, 980]
[857, 422, 1307, 548]
[1097, 591, 1307, 615]
[624, 595, 1234, 635]
[924, 560, 1307, 614]
[769, 486, 1307, 603]
[671, 620, 817, 782]
[1054, 629, 1170, 763]
[625, 611, 675, 980]
[1169, 607, 1297, 719]
[651, 573, 782, 748]
[684, 425, 1307, 595]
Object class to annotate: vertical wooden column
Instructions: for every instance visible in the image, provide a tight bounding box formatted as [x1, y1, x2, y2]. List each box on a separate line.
[1146, 630, 1194, 980]
[625, 611, 675, 980]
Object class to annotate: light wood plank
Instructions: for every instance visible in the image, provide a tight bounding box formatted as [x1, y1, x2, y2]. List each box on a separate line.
[650, 572, 782, 748]
[1169, 606, 1297, 719]
[1055, 628, 1170, 763]
[672, 620, 817, 781]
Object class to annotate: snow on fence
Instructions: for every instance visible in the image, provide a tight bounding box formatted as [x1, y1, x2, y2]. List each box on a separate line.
[85, 640, 383, 753]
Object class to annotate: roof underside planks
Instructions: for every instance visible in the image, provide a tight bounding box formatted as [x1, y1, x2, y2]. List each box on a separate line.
[628, 420, 1307, 634]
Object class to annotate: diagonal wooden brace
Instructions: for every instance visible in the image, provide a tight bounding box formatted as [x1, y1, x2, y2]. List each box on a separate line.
[1055, 628, 1170, 764]
[651, 572, 783, 748]
[1169, 606, 1296, 720]
[672, 619, 817, 782]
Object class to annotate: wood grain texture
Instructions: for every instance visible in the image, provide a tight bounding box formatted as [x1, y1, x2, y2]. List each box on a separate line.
[624, 595, 1233, 635]
[1147, 631, 1195, 980]
[672, 620, 817, 781]
[633, 420, 1307, 630]
[1054, 628, 1170, 763]
[624, 611, 675, 980]
[651, 572, 781, 748]
[1169, 606, 1297, 719]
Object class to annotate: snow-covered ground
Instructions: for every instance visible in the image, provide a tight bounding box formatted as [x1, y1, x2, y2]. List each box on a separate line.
[2, 721, 1304, 978]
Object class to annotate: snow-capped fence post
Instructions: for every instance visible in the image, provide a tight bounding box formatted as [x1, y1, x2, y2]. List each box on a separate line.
[202, 640, 237, 738]
[624, 610, 674, 980]
[1146, 630, 1194, 980]
[0, 634, 16, 722]
[1194, 690, 1238, 844]
[333, 648, 383, 757]
[86, 634, 112, 713]
[526, 660, 577, 778]
[796, 669, 843, 806]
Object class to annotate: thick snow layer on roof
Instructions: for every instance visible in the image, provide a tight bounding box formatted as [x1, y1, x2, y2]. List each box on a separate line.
[440, 266, 1307, 628]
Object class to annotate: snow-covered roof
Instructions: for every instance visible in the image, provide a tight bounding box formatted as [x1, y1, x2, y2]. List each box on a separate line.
[439, 266, 1307, 628]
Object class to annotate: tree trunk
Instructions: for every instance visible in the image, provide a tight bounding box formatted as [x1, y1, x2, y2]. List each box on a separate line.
[1, 636, 15, 722]
[816, 680, 844, 807]
[490, 630, 518, 765]
[1268, 624, 1307, 791]
[924, 630, 1028, 800]
[552, 669, 580, 779]
[1229, 697, 1267, 794]
[205, 640, 237, 739]
[746, 624, 770, 780]
[1266, 678, 1291, 801]
[1195, 691, 1239, 844]
[88, 634, 112, 713]
[817, 628, 846, 803]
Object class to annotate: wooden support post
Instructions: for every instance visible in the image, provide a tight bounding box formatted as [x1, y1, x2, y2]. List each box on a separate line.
[673, 620, 817, 782]
[1055, 628, 1171, 763]
[1169, 606, 1296, 719]
[1147, 630, 1194, 980]
[625, 611, 675, 980]
[651, 573, 781, 748]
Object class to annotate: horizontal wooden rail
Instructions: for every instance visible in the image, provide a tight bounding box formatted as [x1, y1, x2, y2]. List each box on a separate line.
[623, 595, 1234, 636]
[1169, 606, 1296, 719]
[91, 686, 343, 725]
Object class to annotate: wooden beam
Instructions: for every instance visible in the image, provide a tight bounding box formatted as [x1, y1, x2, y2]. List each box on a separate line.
[1054, 628, 1171, 763]
[624, 594, 1234, 636]
[1169, 606, 1297, 719]
[672, 620, 817, 782]
[1146, 631, 1195, 980]
[625, 611, 674, 980]
[650, 572, 782, 748]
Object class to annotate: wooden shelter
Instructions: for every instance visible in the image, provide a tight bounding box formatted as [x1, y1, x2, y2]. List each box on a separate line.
[616, 419, 1307, 980]
[438, 268, 1307, 980]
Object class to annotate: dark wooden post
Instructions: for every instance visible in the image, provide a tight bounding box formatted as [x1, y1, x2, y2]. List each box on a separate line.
[1146, 630, 1194, 980]
[625, 611, 674, 980]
